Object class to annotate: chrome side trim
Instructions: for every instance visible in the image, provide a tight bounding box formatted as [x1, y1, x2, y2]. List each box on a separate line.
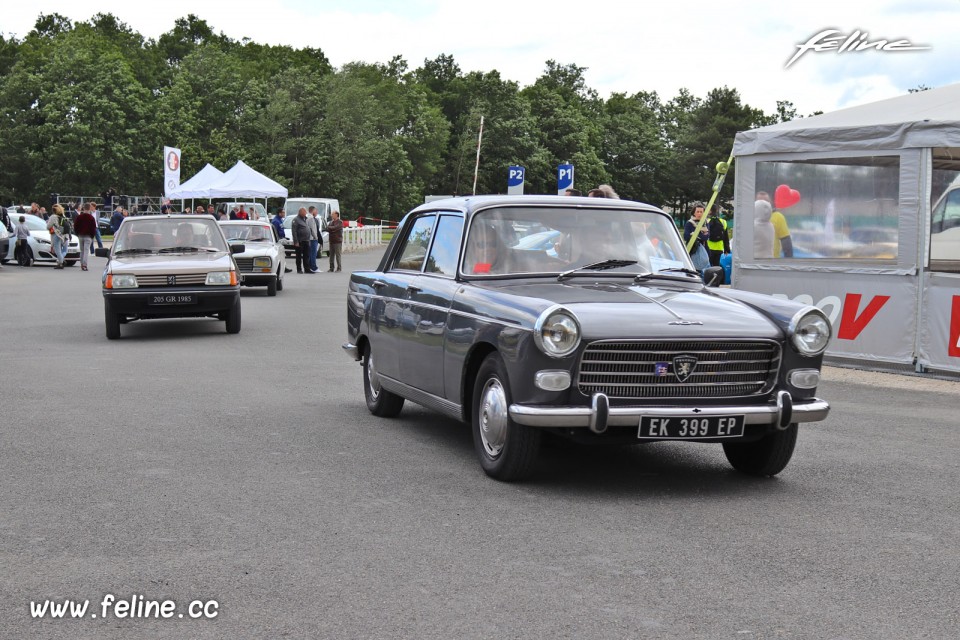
[508, 398, 830, 428]
[378, 375, 463, 422]
[350, 291, 526, 329]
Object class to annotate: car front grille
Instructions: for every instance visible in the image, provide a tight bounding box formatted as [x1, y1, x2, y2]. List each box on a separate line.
[234, 258, 254, 271]
[577, 340, 781, 400]
[136, 273, 208, 286]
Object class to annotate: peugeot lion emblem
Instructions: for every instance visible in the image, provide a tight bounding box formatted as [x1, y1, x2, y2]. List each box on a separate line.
[672, 355, 698, 383]
[167, 275, 176, 286]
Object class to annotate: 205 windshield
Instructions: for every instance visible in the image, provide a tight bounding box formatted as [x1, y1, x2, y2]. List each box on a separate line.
[113, 219, 229, 253]
[461, 206, 691, 277]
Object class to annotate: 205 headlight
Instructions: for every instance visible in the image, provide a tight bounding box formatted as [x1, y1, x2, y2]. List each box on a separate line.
[534, 306, 581, 358]
[107, 274, 138, 289]
[790, 308, 832, 356]
[206, 271, 236, 286]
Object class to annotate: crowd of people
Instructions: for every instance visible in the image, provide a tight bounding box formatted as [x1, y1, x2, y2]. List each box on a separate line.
[288, 206, 343, 274]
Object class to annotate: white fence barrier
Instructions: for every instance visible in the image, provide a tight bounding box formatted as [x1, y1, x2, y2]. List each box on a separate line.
[342, 225, 385, 252]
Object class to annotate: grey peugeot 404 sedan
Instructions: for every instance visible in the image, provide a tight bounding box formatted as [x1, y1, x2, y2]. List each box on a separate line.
[96, 214, 244, 339]
[343, 195, 831, 481]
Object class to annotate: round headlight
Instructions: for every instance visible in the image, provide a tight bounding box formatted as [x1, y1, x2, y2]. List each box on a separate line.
[534, 307, 581, 358]
[791, 309, 831, 356]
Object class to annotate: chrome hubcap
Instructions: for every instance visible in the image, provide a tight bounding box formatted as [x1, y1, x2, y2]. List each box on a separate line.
[367, 351, 381, 400]
[479, 378, 508, 457]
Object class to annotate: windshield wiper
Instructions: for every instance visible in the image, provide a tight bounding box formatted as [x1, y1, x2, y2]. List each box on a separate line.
[557, 259, 637, 281]
[113, 248, 154, 256]
[634, 268, 702, 283]
[158, 246, 218, 253]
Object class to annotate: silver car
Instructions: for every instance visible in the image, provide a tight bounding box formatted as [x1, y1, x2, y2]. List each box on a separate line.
[1, 213, 81, 267]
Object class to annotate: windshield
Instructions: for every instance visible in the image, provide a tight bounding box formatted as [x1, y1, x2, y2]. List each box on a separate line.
[221, 223, 274, 242]
[113, 218, 229, 254]
[462, 206, 690, 277]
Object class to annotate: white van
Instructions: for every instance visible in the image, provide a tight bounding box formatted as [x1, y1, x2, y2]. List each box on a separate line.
[217, 202, 268, 221]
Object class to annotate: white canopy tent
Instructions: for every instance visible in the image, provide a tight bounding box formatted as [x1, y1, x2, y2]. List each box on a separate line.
[202, 160, 288, 199]
[731, 82, 960, 375]
[166, 163, 223, 199]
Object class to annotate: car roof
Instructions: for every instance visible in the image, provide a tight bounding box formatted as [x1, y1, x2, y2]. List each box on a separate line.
[408, 194, 663, 217]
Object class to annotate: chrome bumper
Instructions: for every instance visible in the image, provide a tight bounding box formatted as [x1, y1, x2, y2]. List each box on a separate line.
[509, 392, 830, 432]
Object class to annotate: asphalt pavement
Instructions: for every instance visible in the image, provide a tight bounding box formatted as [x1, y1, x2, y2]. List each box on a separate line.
[2, 250, 959, 639]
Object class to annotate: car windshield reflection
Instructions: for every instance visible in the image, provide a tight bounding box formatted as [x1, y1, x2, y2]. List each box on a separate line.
[462, 207, 690, 277]
[113, 219, 228, 253]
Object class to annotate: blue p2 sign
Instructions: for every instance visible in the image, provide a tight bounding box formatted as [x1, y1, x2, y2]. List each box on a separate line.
[508, 165, 525, 194]
[557, 164, 574, 195]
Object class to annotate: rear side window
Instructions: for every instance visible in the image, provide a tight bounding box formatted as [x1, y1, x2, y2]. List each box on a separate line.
[393, 215, 436, 272]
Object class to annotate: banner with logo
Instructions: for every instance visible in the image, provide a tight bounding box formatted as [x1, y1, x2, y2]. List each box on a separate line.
[919, 273, 960, 373]
[163, 146, 181, 197]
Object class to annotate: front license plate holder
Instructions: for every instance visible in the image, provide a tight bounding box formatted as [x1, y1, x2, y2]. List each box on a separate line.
[148, 293, 197, 305]
[638, 415, 745, 439]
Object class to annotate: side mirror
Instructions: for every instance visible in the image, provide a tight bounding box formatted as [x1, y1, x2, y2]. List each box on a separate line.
[230, 244, 245, 254]
[703, 266, 724, 287]
[95, 248, 110, 258]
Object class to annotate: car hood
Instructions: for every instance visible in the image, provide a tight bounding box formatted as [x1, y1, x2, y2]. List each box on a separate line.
[228, 242, 277, 257]
[462, 280, 783, 340]
[108, 252, 235, 273]
[29, 230, 78, 244]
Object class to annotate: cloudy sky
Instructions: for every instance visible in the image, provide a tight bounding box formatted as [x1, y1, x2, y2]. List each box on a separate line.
[2, 0, 957, 117]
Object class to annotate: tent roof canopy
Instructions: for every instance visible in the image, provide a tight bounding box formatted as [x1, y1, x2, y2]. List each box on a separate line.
[734, 82, 960, 156]
[167, 160, 288, 199]
[166, 163, 223, 199]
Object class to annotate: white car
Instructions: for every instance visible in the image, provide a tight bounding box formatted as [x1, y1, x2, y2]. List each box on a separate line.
[281, 214, 329, 258]
[219, 220, 286, 296]
[0, 213, 81, 267]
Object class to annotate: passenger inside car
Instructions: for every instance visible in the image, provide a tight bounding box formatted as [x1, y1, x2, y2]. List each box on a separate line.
[465, 224, 503, 274]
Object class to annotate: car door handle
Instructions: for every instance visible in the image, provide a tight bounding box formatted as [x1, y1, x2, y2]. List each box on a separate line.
[406, 285, 421, 294]
[372, 280, 386, 289]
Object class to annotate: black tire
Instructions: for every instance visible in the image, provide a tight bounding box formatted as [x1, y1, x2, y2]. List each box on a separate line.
[276, 267, 284, 291]
[225, 299, 241, 334]
[723, 424, 798, 477]
[471, 353, 541, 481]
[267, 278, 277, 296]
[104, 302, 121, 340]
[64, 260, 77, 267]
[363, 342, 404, 417]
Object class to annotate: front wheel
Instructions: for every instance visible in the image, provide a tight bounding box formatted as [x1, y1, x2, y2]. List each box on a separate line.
[723, 424, 798, 477]
[225, 298, 241, 334]
[276, 267, 284, 291]
[105, 303, 121, 340]
[64, 260, 76, 267]
[472, 353, 541, 481]
[266, 278, 277, 296]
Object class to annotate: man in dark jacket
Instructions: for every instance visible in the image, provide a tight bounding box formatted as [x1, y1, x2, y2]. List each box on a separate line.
[291, 207, 312, 274]
[74, 204, 98, 271]
[326, 210, 344, 272]
[110, 206, 125, 234]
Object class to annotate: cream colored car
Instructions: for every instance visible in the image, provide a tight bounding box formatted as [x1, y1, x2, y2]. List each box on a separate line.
[95, 215, 243, 339]
[219, 220, 285, 296]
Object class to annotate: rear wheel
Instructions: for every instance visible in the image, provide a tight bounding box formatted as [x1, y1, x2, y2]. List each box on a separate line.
[363, 342, 404, 417]
[472, 353, 541, 481]
[723, 424, 798, 477]
[225, 299, 241, 334]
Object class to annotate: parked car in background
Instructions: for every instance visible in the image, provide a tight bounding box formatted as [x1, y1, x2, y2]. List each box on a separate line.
[343, 195, 832, 481]
[0, 213, 80, 267]
[95, 214, 243, 339]
[98, 216, 113, 235]
[219, 220, 285, 296]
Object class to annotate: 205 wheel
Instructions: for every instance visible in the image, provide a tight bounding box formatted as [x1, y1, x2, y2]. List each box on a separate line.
[225, 299, 241, 334]
[722, 424, 798, 477]
[471, 353, 541, 481]
[104, 302, 121, 340]
[363, 342, 404, 417]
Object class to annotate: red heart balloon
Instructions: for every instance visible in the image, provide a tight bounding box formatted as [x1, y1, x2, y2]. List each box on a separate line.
[774, 184, 801, 209]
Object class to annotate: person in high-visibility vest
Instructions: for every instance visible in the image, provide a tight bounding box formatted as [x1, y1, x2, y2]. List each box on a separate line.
[705, 210, 731, 267]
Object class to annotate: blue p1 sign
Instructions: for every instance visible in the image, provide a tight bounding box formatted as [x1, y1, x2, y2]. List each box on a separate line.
[557, 164, 574, 195]
[507, 166, 525, 195]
